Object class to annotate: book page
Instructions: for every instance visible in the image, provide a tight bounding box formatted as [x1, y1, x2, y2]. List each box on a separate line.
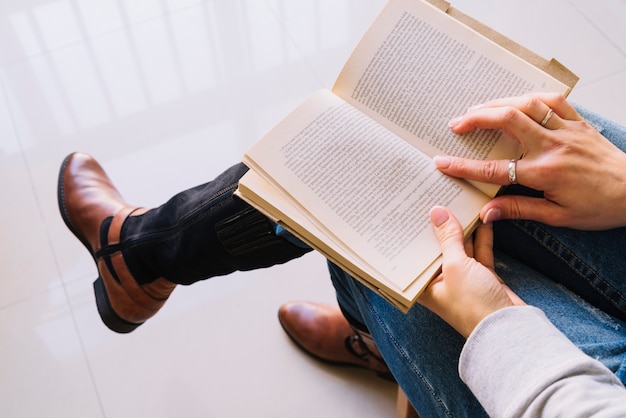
[332, 0, 571, 196]
[236, 169, 445, 311]
[243, 90, 489, 291]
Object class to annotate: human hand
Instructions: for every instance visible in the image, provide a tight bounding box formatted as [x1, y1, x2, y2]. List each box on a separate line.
[435, 93, 626, 230]
[418, 206, 524, 339]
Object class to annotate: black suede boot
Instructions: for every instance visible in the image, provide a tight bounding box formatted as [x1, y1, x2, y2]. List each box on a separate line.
[58, 152, 311, 333]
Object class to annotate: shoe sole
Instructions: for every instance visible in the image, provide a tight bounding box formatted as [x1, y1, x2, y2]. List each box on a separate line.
[57, 153, 142, 334]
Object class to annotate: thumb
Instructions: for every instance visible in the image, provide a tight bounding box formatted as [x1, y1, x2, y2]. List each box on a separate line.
[481, 195, 560, 224]
[430, 206, 466, 261]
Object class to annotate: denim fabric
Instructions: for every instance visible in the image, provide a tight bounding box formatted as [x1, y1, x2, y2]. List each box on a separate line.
[331, 250, 626, 417]
[329, 106, 626, 416]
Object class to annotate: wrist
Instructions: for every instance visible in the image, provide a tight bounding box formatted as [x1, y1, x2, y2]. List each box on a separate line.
[609, 153, 626, 228]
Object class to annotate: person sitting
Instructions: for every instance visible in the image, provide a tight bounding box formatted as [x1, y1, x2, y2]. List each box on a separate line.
[58, 93, 626, 416]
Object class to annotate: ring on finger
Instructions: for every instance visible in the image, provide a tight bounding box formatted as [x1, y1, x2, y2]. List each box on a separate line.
[508, 159, 518, 184]
[540, 108, 554, 127]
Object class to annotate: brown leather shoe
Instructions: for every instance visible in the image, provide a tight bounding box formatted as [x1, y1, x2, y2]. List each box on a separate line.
[278, 301, 394, 380]
[58, 152, 175, 333]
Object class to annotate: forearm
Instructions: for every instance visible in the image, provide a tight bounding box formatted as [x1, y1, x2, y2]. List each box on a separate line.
[459, 306, 626, 418]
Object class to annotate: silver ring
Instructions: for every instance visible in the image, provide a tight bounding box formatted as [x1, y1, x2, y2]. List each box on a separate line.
[508, 159, 518, 184]
[540, 108, 554, 127]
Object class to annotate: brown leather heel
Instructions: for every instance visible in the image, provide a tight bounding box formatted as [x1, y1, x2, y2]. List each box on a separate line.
[93, 276, 141, 333]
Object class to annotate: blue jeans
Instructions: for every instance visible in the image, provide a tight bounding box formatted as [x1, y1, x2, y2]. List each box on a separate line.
[326, 106, 626, 417]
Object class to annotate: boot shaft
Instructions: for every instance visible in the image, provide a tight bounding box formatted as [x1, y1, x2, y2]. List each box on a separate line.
[110, 163, 311, 285]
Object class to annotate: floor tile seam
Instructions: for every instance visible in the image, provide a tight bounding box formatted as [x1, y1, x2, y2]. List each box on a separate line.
[0, 280, 105, 417]
[0, 71, 56, 295]
[57, 268, 108, 417]
[577, 65, 626, 88]
[261, 0, 328, 88]
[0, 282, 63, 312]
[566, 0, 626, 58]
[0, 66, 78, 315]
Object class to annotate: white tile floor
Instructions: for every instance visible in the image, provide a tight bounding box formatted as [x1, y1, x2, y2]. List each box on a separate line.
[1, 1, 625, 417]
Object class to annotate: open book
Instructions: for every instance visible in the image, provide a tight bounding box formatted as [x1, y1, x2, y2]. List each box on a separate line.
[235, 0, 578, 312]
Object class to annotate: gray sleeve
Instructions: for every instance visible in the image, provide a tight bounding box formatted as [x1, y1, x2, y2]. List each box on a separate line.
[459, 306, 626, 418]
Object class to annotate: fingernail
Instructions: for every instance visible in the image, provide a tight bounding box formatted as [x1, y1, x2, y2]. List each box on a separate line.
[448, 116, 461, 128]
[482, 208, 501, 224]
[433, 155, 451, 169]
[467, 103, 484, 112]
[430, 206, 449, 227]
